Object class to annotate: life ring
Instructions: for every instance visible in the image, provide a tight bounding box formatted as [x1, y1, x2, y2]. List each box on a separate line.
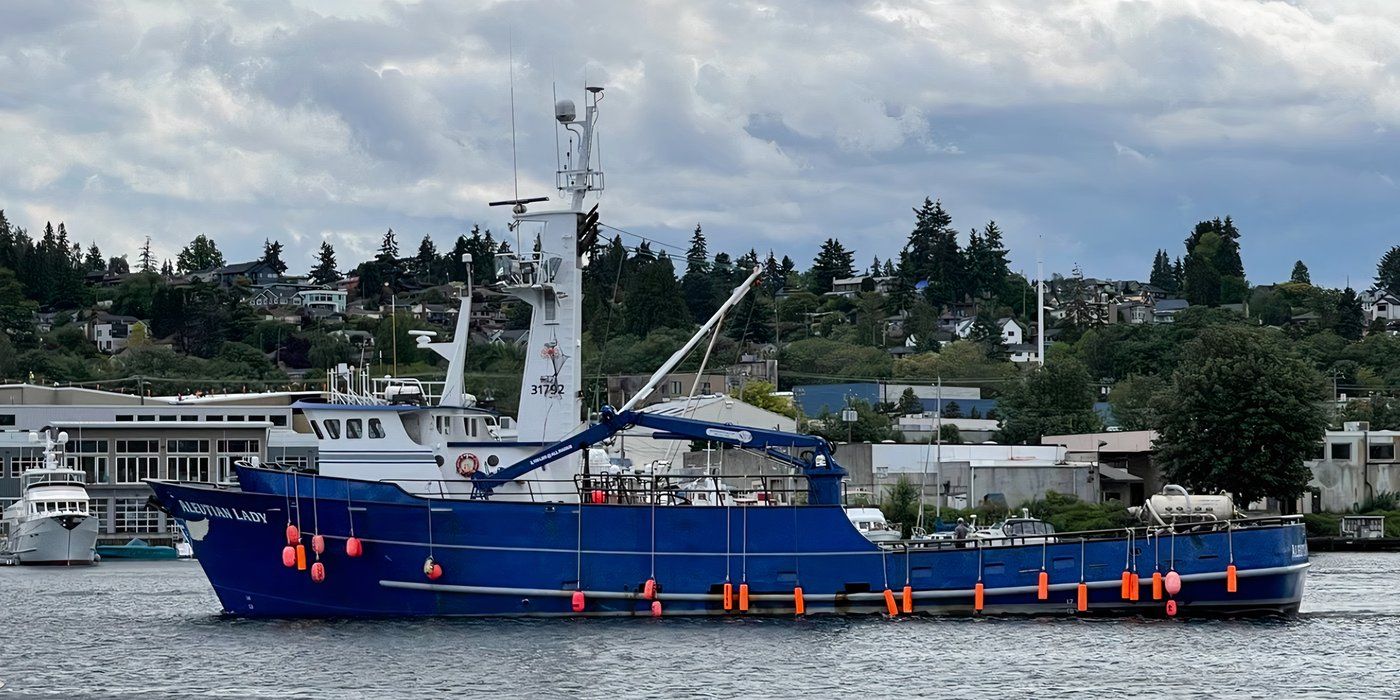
[455, 452, 480, 477]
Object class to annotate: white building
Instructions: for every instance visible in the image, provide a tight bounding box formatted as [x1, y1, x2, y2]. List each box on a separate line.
[86, 313, 147, 354]
[613, 394, 797, 468]
[295, 289, 348, 315]
[1361, 289, 1400, 328]
[868, 442, 1113, 510]
[1306, 424, 1400, 512]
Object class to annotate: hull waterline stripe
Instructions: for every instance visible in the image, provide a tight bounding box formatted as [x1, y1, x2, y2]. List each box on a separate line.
[379, 562, 1308, 601]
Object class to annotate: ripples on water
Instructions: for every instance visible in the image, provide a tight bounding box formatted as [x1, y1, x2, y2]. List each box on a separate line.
[2, 554, 1398, 699]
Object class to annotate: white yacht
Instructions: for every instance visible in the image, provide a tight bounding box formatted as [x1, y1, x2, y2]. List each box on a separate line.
[1, 430, 99, 565]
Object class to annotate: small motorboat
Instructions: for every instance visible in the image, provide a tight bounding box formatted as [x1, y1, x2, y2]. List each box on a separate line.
[95, 538, 179, 560]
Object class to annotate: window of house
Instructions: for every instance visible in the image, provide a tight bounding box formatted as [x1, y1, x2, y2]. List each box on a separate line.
[325, 420, 341, 439]
[1331, 442, 1352, 460]
[368, 419, 385, 439]
[346, 419, 363, 439]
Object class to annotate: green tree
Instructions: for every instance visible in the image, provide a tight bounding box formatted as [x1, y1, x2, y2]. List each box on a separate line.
[1154, 326, 1327, 506]
[1149, 249, 1176, 294]
[968, 313, 1009, 361]
[261, 239, 287, 276]
[738, 380, 799, 419]
[807, 237, 856, 295]
[997, 358, 1103, 443]
[1109, 374, 1166, 430]
[138, 235, 155, 273]
[1182, 217, 1246, 306]
[622, 251, 688, 337]
[412, 234, 438, 282]
[1335, 287, 1366, 341]
[1376, 245, 1400, 296]
[0, 268, 38, 347]
[892, 342, 1016, 395]
[176, 234, 225, 273]
[899, 198, 964, 309]
[83, 243, 105, 272]
[680, 225, 716, 323]
[810, 399, 893, 443]
[310, 241, 340, 285]
[940, 400, 963, 418]
[880, 476, 920, 538]
[1290, 260, 1311, 285]
[938, 423, 963, 444]
[896, 387, 922, 415]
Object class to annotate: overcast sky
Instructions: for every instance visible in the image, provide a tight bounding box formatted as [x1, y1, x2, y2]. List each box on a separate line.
[1, 0, 1396, 288]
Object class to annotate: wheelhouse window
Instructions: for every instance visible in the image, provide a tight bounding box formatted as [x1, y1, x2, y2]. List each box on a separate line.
[325, 420, 341, 439]
[368, 419, 385, 439]
[310, 421, 324, 439]
[346, 419, 363, 439]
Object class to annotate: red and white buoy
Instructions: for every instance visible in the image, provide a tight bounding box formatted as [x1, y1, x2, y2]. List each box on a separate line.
[345, 536, 363, 558]
[281, 545, 296, 568]
[311, 534, 326, 555]
[310, 561, 326, 583]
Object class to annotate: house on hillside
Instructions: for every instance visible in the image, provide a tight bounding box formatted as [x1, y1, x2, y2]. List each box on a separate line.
[295, 289, 348, 316]
[1151, 299, 1189, 323]
[829, 275, 896, 298]
[196, 260, 281, 288]
[86, 313, 148, 354]
[1362, 289, 1400, 329]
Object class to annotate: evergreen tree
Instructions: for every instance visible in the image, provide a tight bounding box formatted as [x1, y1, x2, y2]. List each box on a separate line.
[680, 225, 716, 322]
[1149, 249, 1175, 292]
[107, 256, 130, 275]
[900, 198, 963, 308]
[310, 241, 340, 285]
[622, 251, 688, 336]
[83, 244, 105, 272]
[1290, 260, 1311, 285]
[1182, 217, 1246, 306]
[940, 400, 963, 419]
[763, 252, 784, 295]
[413, 234, 438, 281]
[781, 255, 797, 283]
[1335, 287, 1366, 341]
[581, 235, 629, 340]
[177, 234, 225, 273]
[896, 387, 922, 415]
[882, 259, 896, 277]
[807, 237, 855, 294]
[160, 259, 174, 277]
[261, 239, 287, 276]
[869, 255, 882, 276]
[968, 312, 1008, 361]
[0, 268, 38, 347]
[1377, 245, 1400, 296]
[1059, 264, 1106, 330]
[139, 235, 156, 273]
[1172, 256, 1185, 294]
[373, 228, 403, 292]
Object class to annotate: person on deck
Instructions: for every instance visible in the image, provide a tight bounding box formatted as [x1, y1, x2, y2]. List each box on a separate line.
[954, 517, 969, 548]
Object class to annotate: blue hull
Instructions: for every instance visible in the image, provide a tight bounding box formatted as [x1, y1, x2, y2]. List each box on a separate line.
[148, 469, 1309, 618]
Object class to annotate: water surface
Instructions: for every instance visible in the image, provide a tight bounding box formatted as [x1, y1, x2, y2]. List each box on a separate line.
[2, 553, 1396, 698]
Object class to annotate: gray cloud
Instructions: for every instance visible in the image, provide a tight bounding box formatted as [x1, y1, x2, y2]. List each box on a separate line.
[0, 0, 1396, 288]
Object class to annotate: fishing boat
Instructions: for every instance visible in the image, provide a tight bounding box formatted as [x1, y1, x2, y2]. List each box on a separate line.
[147, 88, 1309, 618]
[0, 430, 99, 566]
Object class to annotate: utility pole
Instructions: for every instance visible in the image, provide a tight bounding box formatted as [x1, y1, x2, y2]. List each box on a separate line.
[1036, 235, 1046, 366]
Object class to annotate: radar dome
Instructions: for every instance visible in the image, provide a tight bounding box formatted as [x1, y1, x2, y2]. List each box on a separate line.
[554, 99, 576, 123]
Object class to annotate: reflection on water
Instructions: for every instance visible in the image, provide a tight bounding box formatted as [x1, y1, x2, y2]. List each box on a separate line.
[1, 553, 1395, 698]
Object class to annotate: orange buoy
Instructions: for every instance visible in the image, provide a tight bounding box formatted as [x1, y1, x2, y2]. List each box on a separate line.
[723, 582, 734, 611]
[310, 561, 326, 583]
[739, 583, 750, 612]
[572, 590, 585, 612]
[1152, 572, 1164, 600]
[1037, 570, 1049, 600]
[345, 536, 363, 558]
[643, 578, 657, 600]
[883, 588, 898, 616]
[1166, 599, 1178, 617]
[1129, 573, 1140, 601]
[285, 524, 299, 545]
[901, 585, 913, 614]
[311, 534, 326, 555]
[651, 600, 662, 617]
[974, 582, 985, 612]
[1120, 570, 1132, 599]
[1165, 570, 1182, 597]
[1076, 582, 1088, 612]
[295, 543, 307, 571]
[427, 562, 443, 580]
[1226, 564, 1237, 593]
[793, 586, 805, 615]
[281, 545, 296, 568]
